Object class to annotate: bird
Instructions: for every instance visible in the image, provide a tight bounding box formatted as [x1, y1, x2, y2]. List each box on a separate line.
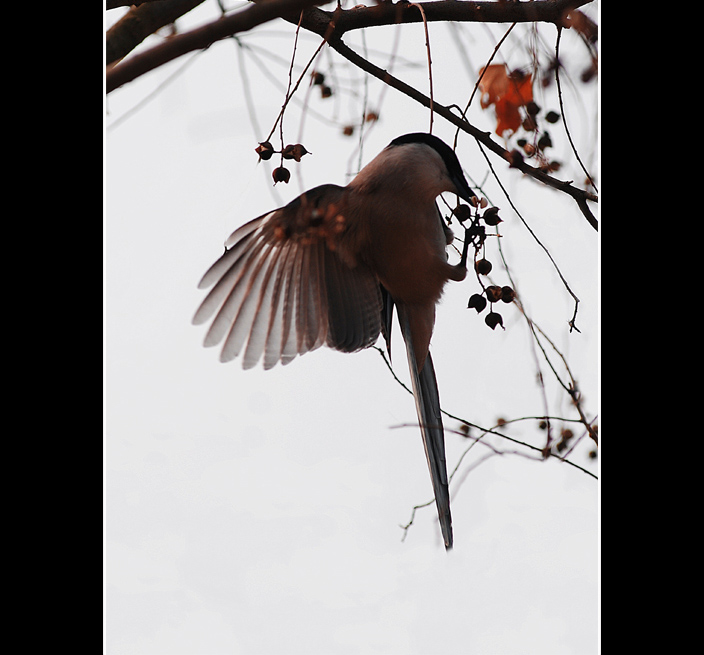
[193, 132, 477, 549]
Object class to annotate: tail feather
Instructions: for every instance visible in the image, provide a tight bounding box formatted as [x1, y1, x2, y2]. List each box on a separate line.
[397, 306, 453, 550]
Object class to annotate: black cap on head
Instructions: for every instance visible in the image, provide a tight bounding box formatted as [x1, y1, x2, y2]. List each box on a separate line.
[389, 133, 476, 203]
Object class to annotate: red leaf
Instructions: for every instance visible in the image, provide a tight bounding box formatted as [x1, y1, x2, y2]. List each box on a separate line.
[478, 64, 534, 137]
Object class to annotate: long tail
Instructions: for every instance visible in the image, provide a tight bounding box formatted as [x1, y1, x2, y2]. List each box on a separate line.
[397, 305, 453, 550]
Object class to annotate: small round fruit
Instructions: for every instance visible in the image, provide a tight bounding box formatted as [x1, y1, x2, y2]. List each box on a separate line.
[282, 144, 310, 162]
[255, 141, 274, 161]
[467, 293, 487, 313]
[453, 204, 471, 223]
[475, 258, 492, 275]
[482, 206, 502, 226]
[500, 286, 515, 303]
[485, 311, 504, 330]
[272, 166, 291, 184]
[485, 285, 503, 303]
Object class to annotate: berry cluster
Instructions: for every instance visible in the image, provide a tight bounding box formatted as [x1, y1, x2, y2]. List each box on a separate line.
[511, 101, 562, 174]
[255, 141, 311, 185]
[451, 199, 515, 331]
[311, 70, 332, 99]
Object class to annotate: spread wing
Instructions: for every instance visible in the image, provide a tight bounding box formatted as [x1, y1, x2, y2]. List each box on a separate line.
[193, 184, 383, 370]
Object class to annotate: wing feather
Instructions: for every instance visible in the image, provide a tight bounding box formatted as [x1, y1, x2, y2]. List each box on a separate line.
[261, 240, 295, 369]
[241, 242, 286, 369]
[219, 241, 275, 362]
[196, 217, 266, 292]
[193, 185, 382, 369]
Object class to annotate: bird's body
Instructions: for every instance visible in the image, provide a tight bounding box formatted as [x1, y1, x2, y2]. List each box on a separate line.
[194, 133, 476, 549]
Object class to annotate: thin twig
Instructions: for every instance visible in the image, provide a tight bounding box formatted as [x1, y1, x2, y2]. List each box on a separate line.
[374, 347, 597, 475]
[325, 36, 598, 229]
[106, 47, 205, 131]
[268, 11, 320, 146]
[397, 417, 596, 542]
[474, 138, 582, 331]
[106, 0, 324, 92]
[554, 25, 597, 193]
[453, 21, 517, 148]
[410, 3, 434, 133]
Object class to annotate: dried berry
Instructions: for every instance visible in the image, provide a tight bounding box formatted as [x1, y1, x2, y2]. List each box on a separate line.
[272, 166, 291, 184]
[507, 149, 524, 168]
[255, 141, 274, 161]
[311, 71, 325, 86]
[522, 115, 538, 132]
[500, 286, 515, 303]
[282, 144, 310, 162]
[320, 85, 333, 98]
[453, 204, 471, 223]
[485, 311, 504, 330]
[485, 285, 503, 302]
[545, 110, 560, 124]
[475, 258, 492, 275]
[537, 132, 553, 150]
[467, 293, 487, 313]
[293, 144, 310, 161]
[508, 68, 528, 83]
[581, 65, 597, 83]
[526, 101, 540, 116]
[482, 206, 502, 226]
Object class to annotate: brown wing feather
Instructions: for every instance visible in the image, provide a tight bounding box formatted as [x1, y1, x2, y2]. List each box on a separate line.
[193, 185, 382, 369]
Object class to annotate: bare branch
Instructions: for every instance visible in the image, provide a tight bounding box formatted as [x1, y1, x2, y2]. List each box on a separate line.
[106, 0, 328, 92]
[325, 36, 597, 227]
[106, 0, 206, 65]
[106, 0, 595, 90]
[105, 0, 598, 225]
[298, 0, 594, 35]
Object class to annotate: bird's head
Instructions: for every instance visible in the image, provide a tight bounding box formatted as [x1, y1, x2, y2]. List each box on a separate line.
[386, 133, 476, 204]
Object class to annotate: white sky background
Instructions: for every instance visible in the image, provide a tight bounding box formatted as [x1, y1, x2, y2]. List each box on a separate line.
[105, 2, 599, 653]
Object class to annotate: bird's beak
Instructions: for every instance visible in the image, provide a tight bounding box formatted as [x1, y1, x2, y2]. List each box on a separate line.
[451, 172, 477, 203]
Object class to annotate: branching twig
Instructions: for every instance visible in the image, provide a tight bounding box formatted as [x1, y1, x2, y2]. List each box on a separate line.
[106, 0, 326, 92]
[298, 1, 594, 36]
[323, 36, 597, 229]
[524, 318, 598, 445]
[273, 10, 307, 150]
[454, 20, 517, 147]
[106, 0, 206, 65]
[473, 138, 582, 331]
[106, 0, 598, 227]
[398, 417, 596, 543]
[374, 346, 596, 471]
